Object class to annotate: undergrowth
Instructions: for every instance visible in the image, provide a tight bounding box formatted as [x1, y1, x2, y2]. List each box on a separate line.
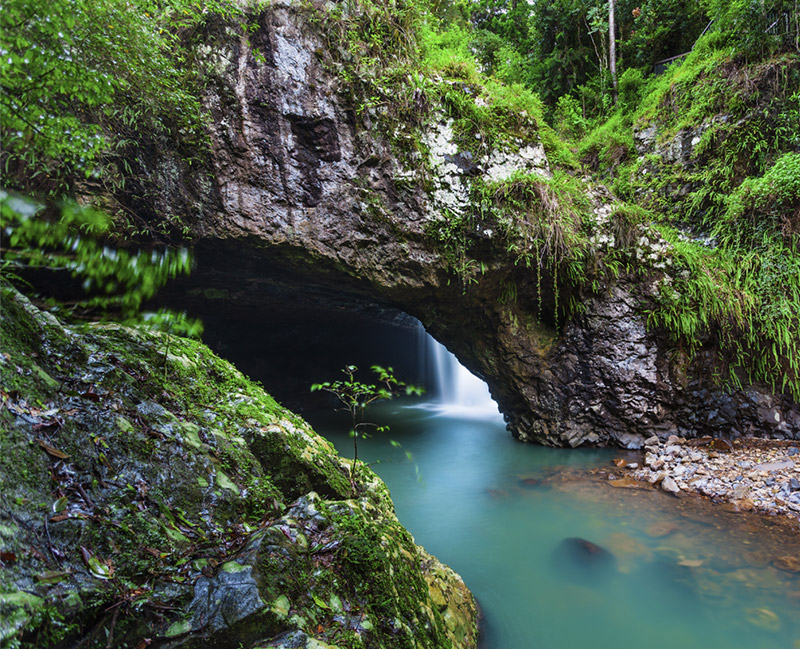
[426, 170, 598, 325]
[646, 227, 800, 399]
[570, 26, 800, 399]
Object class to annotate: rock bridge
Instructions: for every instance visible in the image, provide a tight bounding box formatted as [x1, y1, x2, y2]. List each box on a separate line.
[130, 1, 799, 446]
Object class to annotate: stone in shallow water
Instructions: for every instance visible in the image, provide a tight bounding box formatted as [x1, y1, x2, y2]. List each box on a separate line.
[773, 555, 800, 573]
[608, 476, 647, 489]
[645, 521, 678, 538]
[661, 476, 681, 495]
[604, 533, 651, 565]
[552, 538, 617, 585]
[745, 607, 781, 632]
[677, 559, 704, 568]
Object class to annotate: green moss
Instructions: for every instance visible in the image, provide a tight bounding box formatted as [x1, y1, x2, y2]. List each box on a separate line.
[1, 283, 478, 649]
[319, 500, 448, 649]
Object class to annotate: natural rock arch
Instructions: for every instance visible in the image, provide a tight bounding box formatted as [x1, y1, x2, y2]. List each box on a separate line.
[128, 1, 799, 446]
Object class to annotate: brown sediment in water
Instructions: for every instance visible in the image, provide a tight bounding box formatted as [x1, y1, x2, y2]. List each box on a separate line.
[549, 464, 800, 597]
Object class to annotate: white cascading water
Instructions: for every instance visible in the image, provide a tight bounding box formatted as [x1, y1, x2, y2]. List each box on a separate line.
[416, 323, 500, 417]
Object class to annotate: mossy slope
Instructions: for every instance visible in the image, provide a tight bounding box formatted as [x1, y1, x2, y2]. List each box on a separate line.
[0, 283, 478, 649]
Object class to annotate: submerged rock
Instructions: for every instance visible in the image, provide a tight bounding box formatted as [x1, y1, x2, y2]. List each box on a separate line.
[773, 555, 800, 573]
[745, 607, 781, 632]
[0, 284, 479, 649]
[552, 538, 617, 584]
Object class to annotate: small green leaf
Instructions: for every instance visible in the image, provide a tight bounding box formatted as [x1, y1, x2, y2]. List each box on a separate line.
[87, 556, 111, 580]
[312, 593, 330, 609]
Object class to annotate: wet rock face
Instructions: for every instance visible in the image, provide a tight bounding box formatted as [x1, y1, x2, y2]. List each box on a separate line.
[0, 284, 479, 649]
[509, 285, 800, 447]
[127, 1, 798, 448]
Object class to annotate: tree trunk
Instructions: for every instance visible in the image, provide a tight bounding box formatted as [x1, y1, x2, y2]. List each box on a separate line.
[609, 0, 618, 103]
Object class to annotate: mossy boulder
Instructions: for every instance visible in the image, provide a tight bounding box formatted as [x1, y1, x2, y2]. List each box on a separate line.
[0, 284, 478, 649]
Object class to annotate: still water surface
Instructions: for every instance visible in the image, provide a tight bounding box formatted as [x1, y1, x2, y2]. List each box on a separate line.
[308, 401, 800, 649]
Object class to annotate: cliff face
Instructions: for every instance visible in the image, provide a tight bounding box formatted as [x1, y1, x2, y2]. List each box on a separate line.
[120, 1, 799, 447]
[0, 283, 479, 648]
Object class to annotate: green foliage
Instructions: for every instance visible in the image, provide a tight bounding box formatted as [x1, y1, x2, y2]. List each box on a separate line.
[0, 191, 194, 322]
[646, 226, 800, 398]
[0, 0, 240, 196]
[311, 365, 423, 488]
[700, 0, 800, 60]
[720, 151, 800, 241]
[422, 29, 577, 165]
[470, 0, 710, 113]
[466, 171, 595, 323]
[579, 111, 636, 172]
[554, 94, 589, 141]
[477, 171, 593, 267]
[420, 21, 481, 83]
[609, 203, 654, 247]
[313, 0, 424, 93]
[617, 67, 647, 111]
[611, 45, 800, 227]
[425, 208, 483, 288]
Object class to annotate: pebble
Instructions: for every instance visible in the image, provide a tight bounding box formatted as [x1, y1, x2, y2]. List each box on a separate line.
[626, 437, 800, 524]
[755, 459, 795, 472]
[661, 476, 681, 495]
[745, 607, 781, 632]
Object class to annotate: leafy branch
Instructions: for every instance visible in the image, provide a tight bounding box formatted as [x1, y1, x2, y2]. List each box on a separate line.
[311, 364, 423, 489]
[1, 190, 199, 334]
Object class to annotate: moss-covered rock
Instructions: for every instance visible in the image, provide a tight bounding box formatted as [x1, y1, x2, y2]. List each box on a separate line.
[0, 283, 478, 649]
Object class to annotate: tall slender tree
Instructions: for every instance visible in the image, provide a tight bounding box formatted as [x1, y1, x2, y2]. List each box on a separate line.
[609, 0, 618, 102]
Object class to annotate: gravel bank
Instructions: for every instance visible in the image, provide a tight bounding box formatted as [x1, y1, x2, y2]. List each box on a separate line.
[624, 435, 800, 526]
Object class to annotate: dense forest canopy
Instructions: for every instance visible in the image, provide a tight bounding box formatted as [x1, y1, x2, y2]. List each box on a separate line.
[1, 0, 799, 396]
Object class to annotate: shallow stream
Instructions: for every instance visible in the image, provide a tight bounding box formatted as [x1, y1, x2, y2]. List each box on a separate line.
[308, 398, 800, 649]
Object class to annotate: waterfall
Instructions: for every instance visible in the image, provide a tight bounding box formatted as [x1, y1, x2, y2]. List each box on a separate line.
[417, 324, 500, 417]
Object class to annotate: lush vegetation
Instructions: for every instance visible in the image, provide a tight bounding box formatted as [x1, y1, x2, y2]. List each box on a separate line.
[411, 0, 800, 399]
[0, 0, 229, 328]
[2, 0, 799, 398]
[0, 0, 242, 199]
[0, 192, 197, 328]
